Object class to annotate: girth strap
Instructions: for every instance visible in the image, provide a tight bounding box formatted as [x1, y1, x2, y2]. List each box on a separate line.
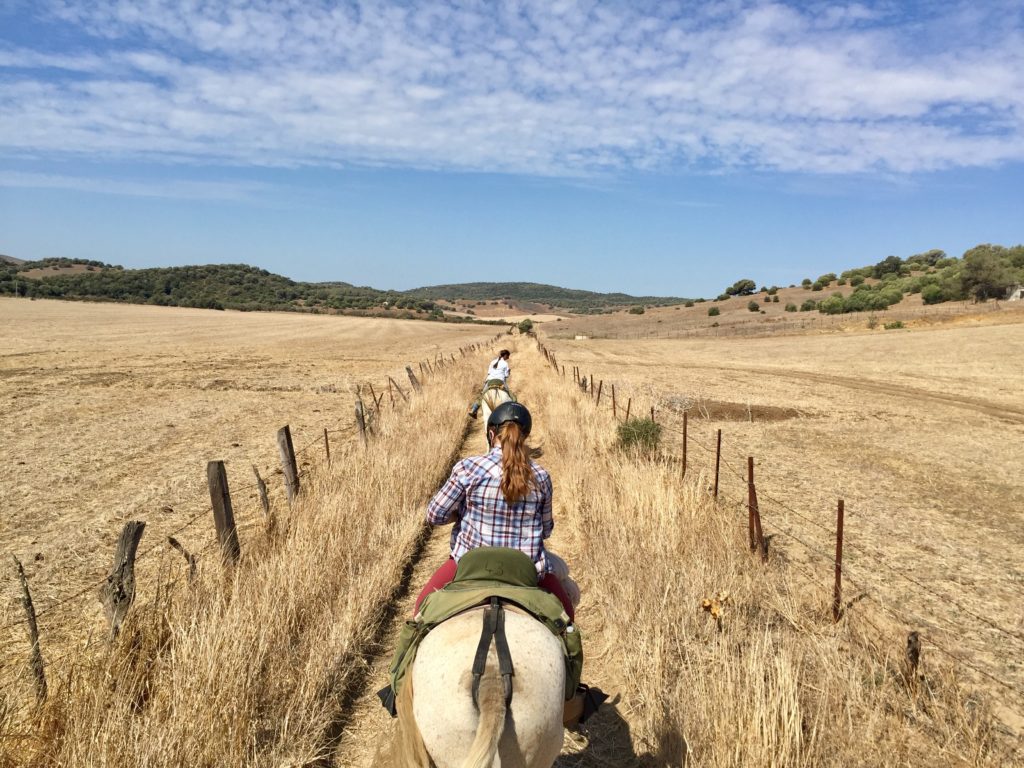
[471, 597, 515, 710]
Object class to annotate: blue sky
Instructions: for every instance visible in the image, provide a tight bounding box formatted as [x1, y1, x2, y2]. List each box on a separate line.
[1, 1, 1022, 298]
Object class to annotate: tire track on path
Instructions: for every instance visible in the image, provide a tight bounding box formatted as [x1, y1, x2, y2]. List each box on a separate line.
[326, 415, 485, 767]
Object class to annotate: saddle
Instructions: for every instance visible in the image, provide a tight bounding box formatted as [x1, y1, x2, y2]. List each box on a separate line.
[378, 548, 583, 716]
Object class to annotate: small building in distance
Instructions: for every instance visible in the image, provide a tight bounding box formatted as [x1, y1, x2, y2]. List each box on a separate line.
[1007, 284, 1024, 301]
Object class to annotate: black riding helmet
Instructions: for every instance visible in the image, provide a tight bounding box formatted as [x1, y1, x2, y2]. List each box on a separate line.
[487, 401, 532, 437]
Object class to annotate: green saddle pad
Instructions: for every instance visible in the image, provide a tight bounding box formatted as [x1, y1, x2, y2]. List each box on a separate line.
[387, 548, 582, 702]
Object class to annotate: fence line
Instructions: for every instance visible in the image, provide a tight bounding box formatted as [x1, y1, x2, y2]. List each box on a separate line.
[536, 337, 1024, 718]
[3, 333, 508, 686]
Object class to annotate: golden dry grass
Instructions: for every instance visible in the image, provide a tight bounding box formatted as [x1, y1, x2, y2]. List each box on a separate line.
[3, 298, 1020, 766]
[541, 322, 1024, 742]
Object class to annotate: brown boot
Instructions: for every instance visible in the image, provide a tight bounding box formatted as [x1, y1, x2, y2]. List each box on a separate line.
[563, 684, 608, 730]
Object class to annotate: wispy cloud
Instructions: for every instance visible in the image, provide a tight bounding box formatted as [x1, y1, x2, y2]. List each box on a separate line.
[0, 1, 1022, 176]
[0, 170, 266, 200]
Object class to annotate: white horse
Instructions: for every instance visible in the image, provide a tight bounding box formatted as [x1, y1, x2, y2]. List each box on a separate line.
[386, 605, 566, 768]
[480, 384, 513, 441]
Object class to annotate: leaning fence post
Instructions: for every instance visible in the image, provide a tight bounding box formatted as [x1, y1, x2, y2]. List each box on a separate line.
[323, 427, 331, 464]
[833, 499, 845, 622]
[12, 556, 46, 702]
[98, 520, 146, 638]
[595, 380, 603, 407]
[389, 376, 408, 403]
[625, 397, 632, 422]
[355, 400, 368, 447]
[713, 429, 722, 499]
[251, 464, 271, 523]
[612, 385, 617, 419]
[208, 461, 240, 564]
[277, 425, 301, 505]
[405, 366, 422, 393]
[167, 537, 198, 583]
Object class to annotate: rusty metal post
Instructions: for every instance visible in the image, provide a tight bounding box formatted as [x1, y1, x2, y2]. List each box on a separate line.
[833, 499, 845, 622]
[713, 429, 722, 499]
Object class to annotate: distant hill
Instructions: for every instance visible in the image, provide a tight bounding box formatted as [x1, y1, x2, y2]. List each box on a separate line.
[407, 281, 686, 313]
[0, 258, 687, 317]
[0, 254, 24, 265]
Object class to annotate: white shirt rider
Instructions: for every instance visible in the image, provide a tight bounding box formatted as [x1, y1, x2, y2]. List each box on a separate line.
[486, 355, 510, 384]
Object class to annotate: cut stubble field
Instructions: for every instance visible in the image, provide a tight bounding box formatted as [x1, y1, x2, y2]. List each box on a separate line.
[545, 321, 1024, 730]
[0, 298, 495, 655]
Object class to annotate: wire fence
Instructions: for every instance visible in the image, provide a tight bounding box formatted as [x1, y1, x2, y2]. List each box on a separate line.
[537, 339, 1024, 721]
[2, 335, 504, 666]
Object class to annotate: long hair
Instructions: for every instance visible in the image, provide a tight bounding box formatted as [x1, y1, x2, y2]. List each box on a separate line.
[496, 422, 534, 503]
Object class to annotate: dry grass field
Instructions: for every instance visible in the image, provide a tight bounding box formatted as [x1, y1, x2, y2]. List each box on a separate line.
[543, 320, 1024, 736]
[0, 298, 494, 670]
[2, 297, 1021, 766]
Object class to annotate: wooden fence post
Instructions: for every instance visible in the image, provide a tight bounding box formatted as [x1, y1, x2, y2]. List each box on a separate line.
[406, 366, 422, 393]
[612, 385, 617, 419]
[747, 457, 766, 560]
[389, 376, 408, 403]
[355, 400, 368, 447]
[98, 520, 146, 637]
[277, 425, 301, 505]
[833, 499, 845, 622]
[650, 406, 655, 422]
[625, 397, 632, 422]
[682, 411, 688, 477]
[713, 429, 722, 499]
[368, 383, 379, 412]
[596, 380, 603, 407]
[12, 556, 46, 702]
[561, 365, 565, 378]
[208, 460, 240, 564]
[323, 427, 331, 464]
[251, 464, 271, 522]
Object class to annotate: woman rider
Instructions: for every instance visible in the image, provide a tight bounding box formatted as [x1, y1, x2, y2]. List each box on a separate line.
[414, 401, 575, 619]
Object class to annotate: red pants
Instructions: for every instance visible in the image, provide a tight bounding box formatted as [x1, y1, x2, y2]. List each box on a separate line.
[414, 558, 576, 621]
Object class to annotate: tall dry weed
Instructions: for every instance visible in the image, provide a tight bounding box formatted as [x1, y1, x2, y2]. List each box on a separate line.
[1, 351, 484, 767]
[519, 343, 1014, 767]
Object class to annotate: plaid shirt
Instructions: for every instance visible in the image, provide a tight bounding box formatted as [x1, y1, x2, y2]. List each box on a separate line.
[427, 446, 554, 573]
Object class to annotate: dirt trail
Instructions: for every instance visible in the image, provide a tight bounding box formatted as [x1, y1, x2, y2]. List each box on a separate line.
[329, 417, 485, 766]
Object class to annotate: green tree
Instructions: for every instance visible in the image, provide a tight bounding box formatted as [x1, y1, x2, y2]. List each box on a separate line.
[518, 318, 534, 334]
[961, 244, 1014, 300]
[726, 278, 756, 296]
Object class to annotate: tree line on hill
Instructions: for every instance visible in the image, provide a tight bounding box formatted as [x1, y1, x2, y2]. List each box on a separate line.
[0, 259, 678, 318]
[713, 244, 1023, 316]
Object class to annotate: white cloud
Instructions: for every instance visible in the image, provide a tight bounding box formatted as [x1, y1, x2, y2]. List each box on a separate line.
[0, 1, 1022, 176]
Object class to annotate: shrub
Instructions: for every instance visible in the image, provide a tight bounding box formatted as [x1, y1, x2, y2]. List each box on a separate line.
[818, 296, 845, 314]
[771, 295, 779, 303]
[518, 318, 534, 334]
[800, 299, 817, 312]
[785, 303, 797, 312]
[884, 321, 904, 330]
[767, 286, 778, 295]
[921, 284, 945, 305]
[628, 306, 645, 314]
[817, 273, 837, 285]
[716, 293, 730, 301]
[801, 278, 812, 287]
[811, 281, 824, 291]
[708, 306, 720, 316]
[617, 417, 662, 455]
[711, 321, 719, 327]
[866, 315, 879, 329]
[747, 300, 760, 312]
[837, 278, 847, 285]
[684, 300, 695, 307]
[850, 275, 865, 286]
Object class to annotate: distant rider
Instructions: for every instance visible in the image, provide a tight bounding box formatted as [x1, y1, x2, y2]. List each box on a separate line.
[468, 348, 511, 418]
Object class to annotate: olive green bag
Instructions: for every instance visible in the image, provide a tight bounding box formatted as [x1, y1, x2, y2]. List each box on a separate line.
[386, 548, 583, 705]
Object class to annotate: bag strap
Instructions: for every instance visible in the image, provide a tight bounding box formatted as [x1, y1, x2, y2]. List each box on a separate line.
[471, 597, 515, 709]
